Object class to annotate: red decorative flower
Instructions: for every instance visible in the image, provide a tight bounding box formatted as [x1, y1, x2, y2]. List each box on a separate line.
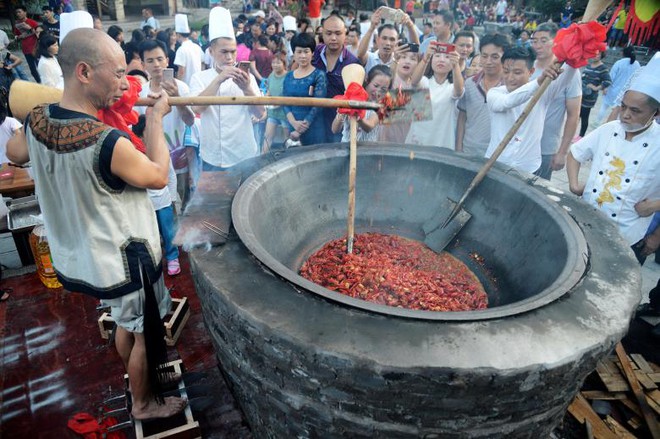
[334, 82, 369, 119]
[553, 22, 608, 68]
[97, 75, 146, 154]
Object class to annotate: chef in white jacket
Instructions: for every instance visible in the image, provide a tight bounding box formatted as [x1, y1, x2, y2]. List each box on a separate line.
[567, 55, 660, 263]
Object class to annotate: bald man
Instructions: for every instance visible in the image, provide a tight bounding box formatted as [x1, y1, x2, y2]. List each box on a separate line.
[7, 29, 186, 420]
[312, 14, 360, 142]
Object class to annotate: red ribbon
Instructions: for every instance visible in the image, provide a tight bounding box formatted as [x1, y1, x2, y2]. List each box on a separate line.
[97, 75, 146, 154]
[553, 21, 608, 68]
[334, 82, 369, 120]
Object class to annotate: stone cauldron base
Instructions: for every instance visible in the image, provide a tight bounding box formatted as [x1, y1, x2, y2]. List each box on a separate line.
[188, 144, 641, 438]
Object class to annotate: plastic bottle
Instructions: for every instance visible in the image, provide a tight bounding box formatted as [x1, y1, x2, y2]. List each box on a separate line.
[29, 226, 62, 289]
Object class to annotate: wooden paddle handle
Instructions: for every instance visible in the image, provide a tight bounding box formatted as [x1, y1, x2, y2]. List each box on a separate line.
[7, 80, 381, 121]
[136, 95, 381, 110]
[346, 117, 358, 254]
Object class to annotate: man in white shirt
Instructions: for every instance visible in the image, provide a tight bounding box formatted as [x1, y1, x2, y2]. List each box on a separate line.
[485, 46, 577, 173]
[174, 14, 204, 84]
[346, 27, 360, 56]
[141, 8, 160, 31]
[0, 29, 9, 51]
[174, 27, 204, 84]
[138, 39, 195, 208]
[567, 67, 659, 262]
[189, 7, 264, 170]
[530, 22, 581, 180]
[496, 0, 508, 22]
[0, 101, 21, 164]
[358, 8, 419, 74]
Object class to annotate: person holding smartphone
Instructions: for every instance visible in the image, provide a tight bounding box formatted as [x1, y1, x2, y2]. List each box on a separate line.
[138, 40, 196, 275]
[189, 7, 264, 170]
[407, 42, 464, 148]
[357, 7, 420, 74]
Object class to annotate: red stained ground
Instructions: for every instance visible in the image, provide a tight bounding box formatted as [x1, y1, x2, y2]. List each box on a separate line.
[0, 253, 250, 439]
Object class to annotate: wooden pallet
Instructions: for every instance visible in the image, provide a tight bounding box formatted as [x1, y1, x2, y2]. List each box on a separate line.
[569, 347, 660, 439]
[125, 359, 201, 439]
[98, 297, 190, 346]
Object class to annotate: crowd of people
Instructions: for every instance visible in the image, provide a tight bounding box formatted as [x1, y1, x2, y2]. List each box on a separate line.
[0, 0, 658, 420]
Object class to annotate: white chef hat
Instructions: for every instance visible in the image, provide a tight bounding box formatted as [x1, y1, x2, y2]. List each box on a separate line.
[59, 11, 94, 43]
[175, 14, 190, 34]
[629, 54, 660, 104]
[283, 15, 297, 32]
[209, 7, 235, 42]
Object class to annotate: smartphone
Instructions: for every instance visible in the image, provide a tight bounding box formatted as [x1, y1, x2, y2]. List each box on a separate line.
[162, 68, 174, 82]
[408, 43, 419, 53]
[380, 7, 405, 24]
[238, 61, 251, 72]
[433, 42, 456, 54]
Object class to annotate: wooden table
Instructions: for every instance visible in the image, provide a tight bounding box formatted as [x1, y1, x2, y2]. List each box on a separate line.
[0, 165, 36, 266]
[0, 166, 35, 198]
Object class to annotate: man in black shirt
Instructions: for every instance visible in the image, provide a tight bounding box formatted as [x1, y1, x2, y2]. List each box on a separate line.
[42, 5, 60, 39]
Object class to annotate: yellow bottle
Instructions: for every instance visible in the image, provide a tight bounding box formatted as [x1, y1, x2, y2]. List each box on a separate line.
[29, 226, 62, 289]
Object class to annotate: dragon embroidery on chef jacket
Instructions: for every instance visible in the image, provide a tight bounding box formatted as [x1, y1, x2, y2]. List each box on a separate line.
[596, 156, 625, 207]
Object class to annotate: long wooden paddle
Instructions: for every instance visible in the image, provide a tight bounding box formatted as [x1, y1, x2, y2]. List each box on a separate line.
[7, 80, 380, 121]
[340, 65, 366, 254]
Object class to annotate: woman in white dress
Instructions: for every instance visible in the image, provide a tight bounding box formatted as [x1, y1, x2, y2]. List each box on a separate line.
[406, 43, 464, 148]
[37, 34, 63, 89]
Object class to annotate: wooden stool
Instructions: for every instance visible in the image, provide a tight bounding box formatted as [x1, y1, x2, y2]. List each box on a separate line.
[98, 297, 190, 346]
[125, 359, 201, 439]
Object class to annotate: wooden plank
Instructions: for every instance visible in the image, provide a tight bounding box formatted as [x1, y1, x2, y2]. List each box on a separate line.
[649, 373, 660, 383]
[622, 397, 643, 417]
[649, 390, 660, 407]
[582, 390, 627, 401]
[646, 393, 660, 416]
[615, 355, 659, 390]
[597, 358, 631, 392]
[629, 416, 642, 431]
[604, 416, 638, 439]
[568, 394, 619, 439]
[599, 374, 630, 392]
[631, 354, 655, 373]
[133, 359, 202, 439]
[635, 370, 659, 391]
[615, 343, 660, 439]
[599, 359, 619, 374]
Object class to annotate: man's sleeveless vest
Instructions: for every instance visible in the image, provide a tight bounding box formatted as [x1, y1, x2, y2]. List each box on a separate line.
[26, 104, 162, 299]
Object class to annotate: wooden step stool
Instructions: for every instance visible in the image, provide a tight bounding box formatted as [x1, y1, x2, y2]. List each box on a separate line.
[98, 297, 190, 346]
[125, 359, 201, 439]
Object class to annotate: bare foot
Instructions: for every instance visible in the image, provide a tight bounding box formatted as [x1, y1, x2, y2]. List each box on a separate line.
[132, 396, 187, 420]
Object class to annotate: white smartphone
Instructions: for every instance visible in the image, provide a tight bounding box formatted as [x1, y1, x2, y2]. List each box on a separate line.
[162, 68, 174, 82]
[380, 7, 405, 24]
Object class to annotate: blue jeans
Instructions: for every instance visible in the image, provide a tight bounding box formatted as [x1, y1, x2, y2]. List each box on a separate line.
[155, 204, 179, 261]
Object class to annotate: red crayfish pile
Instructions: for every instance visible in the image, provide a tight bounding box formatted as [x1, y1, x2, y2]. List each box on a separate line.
[300, 233, 488, 312]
